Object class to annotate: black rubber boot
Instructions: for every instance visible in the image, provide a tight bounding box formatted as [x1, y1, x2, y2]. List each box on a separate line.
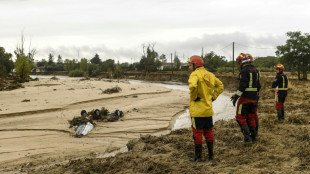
[281, 109, 285, 120]
[206, 142, 214, 161]
[277, 110, 283, 121]
[189, 144, 202, 162]
[241, 125, 252, 142]
[250, 127, 257, 143]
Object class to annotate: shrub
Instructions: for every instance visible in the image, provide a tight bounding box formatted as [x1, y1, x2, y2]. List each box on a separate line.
[69, 70, 83, 77]
[15, 56, 31, 82]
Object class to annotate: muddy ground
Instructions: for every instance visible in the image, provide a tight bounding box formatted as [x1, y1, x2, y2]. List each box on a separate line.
[0, 77, 189, 173]
[2, 73, 310, 174]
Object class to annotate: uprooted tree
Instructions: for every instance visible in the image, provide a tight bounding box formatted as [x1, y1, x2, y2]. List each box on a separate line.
[276, 31, 310, 80]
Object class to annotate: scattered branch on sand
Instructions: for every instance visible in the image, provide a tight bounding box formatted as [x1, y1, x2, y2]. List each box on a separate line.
[102, 86, 122, 94]
[21, 99, 30, 102]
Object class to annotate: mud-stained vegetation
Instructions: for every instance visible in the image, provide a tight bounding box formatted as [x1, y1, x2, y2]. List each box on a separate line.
[29, 119, 310, 174]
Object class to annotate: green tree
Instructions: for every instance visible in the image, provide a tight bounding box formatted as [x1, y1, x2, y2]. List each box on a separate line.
[252, 56, 279, 71]
[155, 59, 162, 70]
[276, 31, 310, 80]
[80, 58, 88, 72]
[64, 59, 78, 72]
[203, 51, 226, 72]
[48, 53, 54, 65]
[57, 55, 63, 64]
[15, 56, 31, 82]
[159, 54, 167, 63]
[0, 47, 14, 76]
[101, 59, 115, 72]
[139, 44, 158, 73]
[90, 53, 101, 64]
[88, 64, 100, 77]
[174, 54, 181, 70]
[119, 62, 129, 71]
[37, 59, 48, 67]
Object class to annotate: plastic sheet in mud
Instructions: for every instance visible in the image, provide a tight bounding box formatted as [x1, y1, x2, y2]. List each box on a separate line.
[72, 122, 94, 136]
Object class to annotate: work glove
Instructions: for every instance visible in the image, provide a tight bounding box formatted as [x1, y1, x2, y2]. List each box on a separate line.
[230, 94, 240, 107]
[194, 97, 201, 102]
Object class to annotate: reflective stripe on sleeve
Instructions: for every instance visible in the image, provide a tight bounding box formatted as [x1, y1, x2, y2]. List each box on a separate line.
[236, 90, 243, 96]
[278, 88, 288, 90]
[245, 88, 257, 91]
[238, 104, 243, 115]
[192, 117, 196, 129]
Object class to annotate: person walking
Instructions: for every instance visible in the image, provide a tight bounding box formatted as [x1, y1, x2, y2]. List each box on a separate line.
[231, 53, 261, 143]
[272, 64, 288, 121]
[188, 55, 224, 162]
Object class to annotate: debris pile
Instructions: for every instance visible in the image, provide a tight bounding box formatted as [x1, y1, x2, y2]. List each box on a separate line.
[68, 107, 124, 137]
[102, 86, 122, 94]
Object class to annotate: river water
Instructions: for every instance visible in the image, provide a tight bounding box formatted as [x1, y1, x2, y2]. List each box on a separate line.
[129, 80, 236, 130]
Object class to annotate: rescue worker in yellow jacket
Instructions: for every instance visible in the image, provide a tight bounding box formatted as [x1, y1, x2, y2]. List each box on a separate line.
[188, 55, 224, 162]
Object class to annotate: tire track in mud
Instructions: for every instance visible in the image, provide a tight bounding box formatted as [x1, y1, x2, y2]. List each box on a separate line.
[0, 108, 63, 118]
[0, 147, 57, 155]
[90, 128, 168, 135]
[0, 90, 171, 119]
[0, 133, 60, 140]
[64, 90, 171, 109]
[0, 128, 71, 134]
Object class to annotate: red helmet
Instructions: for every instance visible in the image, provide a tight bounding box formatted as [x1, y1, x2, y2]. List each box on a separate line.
[237, 53, 253, 64]
[275, 64, 284, 70]
[245, 53, 253, 62]
[188, 55, 204, 67]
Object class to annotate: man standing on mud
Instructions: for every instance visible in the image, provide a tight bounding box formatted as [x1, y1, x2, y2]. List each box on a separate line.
[231, 53, 260, 143]
[272, 64, 288, 121]
[188, 55, 224, 162]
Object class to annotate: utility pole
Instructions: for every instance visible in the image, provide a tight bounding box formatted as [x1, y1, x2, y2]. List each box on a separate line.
[232, 42, 235, 74]
[171, 53, 173, 75]
[201, 48, 204, 58]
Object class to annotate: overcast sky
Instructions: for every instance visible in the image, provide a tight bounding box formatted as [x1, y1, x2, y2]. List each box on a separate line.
[1, 0, 309, 63]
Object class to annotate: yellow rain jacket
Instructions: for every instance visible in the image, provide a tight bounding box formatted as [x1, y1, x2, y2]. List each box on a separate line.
[188, 67, 224, 117]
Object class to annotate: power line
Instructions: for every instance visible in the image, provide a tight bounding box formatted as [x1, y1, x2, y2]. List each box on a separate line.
[234, 42, 277, 50]
[216, 43, 233, 52]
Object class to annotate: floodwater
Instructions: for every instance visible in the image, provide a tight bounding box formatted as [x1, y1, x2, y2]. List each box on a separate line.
[128, 79, 236, 130]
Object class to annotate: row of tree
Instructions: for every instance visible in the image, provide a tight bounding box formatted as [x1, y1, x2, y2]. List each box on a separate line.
[34, 43, 185, 77]
[0, 31, 309, 81]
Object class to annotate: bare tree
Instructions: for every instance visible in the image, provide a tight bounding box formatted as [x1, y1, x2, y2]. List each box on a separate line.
[14, 31, 36, 63]
[142, 43, 146, 57]
[27, 40, 36, 63]
[14, 32, 25, 58]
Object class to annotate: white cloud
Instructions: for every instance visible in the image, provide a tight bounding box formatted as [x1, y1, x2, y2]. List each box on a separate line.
[0, 0, 309, 62]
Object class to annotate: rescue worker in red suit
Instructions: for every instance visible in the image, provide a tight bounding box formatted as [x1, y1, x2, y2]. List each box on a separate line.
[272, 64, 288, 121]
[188, 55, 224, 162]
[231, 53, 261, 143]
